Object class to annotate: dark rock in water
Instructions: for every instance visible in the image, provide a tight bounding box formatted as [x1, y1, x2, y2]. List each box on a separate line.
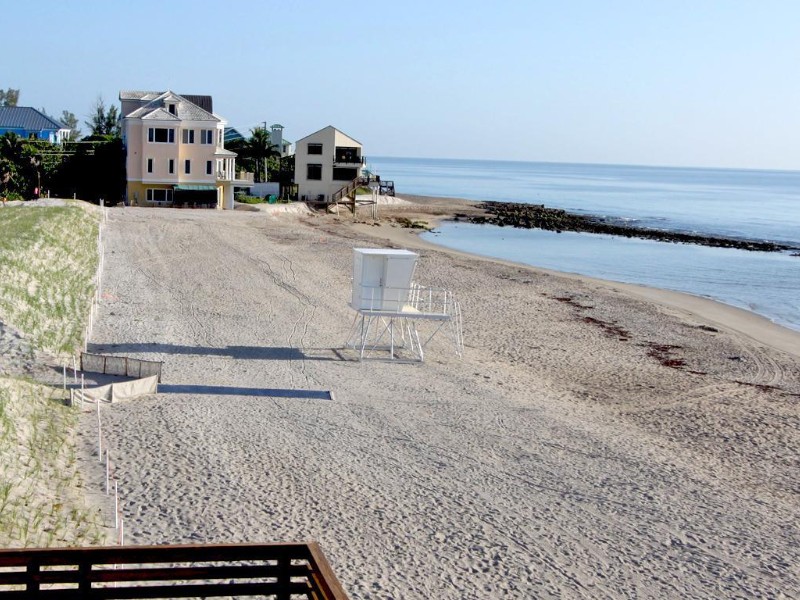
[467, 202, 796, 253]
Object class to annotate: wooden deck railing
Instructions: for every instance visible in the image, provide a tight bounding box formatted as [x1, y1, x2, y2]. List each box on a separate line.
[0, 542, 349, 599]
[331, 177, 371, 204]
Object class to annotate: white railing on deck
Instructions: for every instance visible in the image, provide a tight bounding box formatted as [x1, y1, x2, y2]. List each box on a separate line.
[353, 284, 455, 316]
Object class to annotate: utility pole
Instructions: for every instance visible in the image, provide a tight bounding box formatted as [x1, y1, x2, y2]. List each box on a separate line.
[263, 121, 268, 182]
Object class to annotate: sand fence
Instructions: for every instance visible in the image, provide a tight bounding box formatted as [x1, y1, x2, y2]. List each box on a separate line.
[81, 352, 163, 381]
[69, 373, 158, 406]
[66, 355, 160, 546]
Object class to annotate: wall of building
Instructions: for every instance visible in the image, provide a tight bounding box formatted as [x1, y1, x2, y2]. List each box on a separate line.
[294, 127, 363, 201]
[127, 121, 222, 186]
[126, 181, 175, 207]
[175, 123, 220, 184]
[0, 127, 59, 142]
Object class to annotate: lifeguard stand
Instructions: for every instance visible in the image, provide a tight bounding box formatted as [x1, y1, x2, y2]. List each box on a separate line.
[345, 248, 463, 362]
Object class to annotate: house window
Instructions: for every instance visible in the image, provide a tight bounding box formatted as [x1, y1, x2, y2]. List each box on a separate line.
[185, 159, 191, 174]
[168, 159, 174, 174]
[201, 129, 214, 144]
[168, 103, 177, 115]
[206, 160, 213, 175]
[182, 129, 195, 144]
[146, 189, 173, 203]
[147, 158, 153, 173]
[307, 143, 322, 155]
[148, 127, 175, 143]
[333, 167, 358, 181]
[307, 164, 322, 180]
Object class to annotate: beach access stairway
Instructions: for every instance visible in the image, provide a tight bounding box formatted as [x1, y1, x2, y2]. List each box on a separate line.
[0, 542, 348, 599]
[319, 176, 394, 214]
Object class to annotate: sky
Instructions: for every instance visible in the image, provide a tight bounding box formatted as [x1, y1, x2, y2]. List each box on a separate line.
[2, 0, 799, 170]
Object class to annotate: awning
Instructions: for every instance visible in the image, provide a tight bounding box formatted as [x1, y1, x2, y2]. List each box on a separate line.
[174, 185, 217, 191]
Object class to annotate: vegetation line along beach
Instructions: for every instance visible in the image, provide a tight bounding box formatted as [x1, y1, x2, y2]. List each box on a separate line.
[0, 203, 108, 548]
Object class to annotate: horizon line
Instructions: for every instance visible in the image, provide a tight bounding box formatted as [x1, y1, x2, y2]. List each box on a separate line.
[367, 155, 800, 175]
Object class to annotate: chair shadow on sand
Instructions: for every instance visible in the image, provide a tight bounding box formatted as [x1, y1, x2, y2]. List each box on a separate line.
[85, 342, 345, 362]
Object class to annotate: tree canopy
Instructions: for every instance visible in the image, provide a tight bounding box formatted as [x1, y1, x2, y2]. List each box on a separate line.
[0, 88, 20, 107]
[0, 93, 124, 202]
[228, 127, 281, 183]
[85, 97, 120, 138]
[60, 111, 81, 140]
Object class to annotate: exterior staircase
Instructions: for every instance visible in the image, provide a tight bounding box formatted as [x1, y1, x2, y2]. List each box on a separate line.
[331, 176, 371, 213]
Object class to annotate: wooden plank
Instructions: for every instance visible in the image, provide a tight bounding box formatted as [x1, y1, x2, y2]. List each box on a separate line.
[0, 543, 348, 599]
[0, 581, 312, 599]
[306, 542, 350, 600]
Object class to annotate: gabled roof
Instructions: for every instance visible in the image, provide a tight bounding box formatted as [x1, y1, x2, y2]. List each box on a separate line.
[120, 91, 212, 113]
[181, 94, 213, 114]
[119, 91, 163, 102]
[224, 127, 245, 143]
[140, 108, 180, 121]
[121, 91, 219, 122]
[295, 125, 362, 146]
[0, 107, 67, 131]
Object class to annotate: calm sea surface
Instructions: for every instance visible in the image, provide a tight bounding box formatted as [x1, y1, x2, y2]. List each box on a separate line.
[368, 157, 800, 331]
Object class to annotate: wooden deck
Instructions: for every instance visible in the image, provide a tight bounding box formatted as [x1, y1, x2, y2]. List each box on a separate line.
[0, 542, 349, 599]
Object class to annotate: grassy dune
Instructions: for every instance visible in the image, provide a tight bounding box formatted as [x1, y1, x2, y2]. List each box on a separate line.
[0, 203, 107, 547]
[0, 205, 99, 355]
[0, 379, 106, 547]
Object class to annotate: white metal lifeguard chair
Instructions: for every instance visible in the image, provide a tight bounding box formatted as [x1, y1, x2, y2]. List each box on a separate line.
[345, 248, 464, 362]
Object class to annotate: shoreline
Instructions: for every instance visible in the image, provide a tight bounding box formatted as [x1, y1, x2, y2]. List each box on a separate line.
[346, 194, 800, 359]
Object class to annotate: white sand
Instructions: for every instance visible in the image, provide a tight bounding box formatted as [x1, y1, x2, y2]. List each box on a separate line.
[82, 204, 799, 599]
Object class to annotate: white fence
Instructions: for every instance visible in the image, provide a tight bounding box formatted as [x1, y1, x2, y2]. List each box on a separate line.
[69, 374, 159, 406]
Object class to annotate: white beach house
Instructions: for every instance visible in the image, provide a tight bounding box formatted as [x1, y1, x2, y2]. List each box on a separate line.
[294, 126, 365, 202]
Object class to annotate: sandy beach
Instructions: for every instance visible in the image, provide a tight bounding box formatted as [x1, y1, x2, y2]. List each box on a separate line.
[81, 198, 799, 598]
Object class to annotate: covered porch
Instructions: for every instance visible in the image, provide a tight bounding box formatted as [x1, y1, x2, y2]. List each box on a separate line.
[173, 184, 219, 208]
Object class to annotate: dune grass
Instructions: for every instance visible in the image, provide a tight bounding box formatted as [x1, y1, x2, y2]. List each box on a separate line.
[0, 205, 99, 355]
[0, 203, 108, 547]
[0, 379, 106, 547]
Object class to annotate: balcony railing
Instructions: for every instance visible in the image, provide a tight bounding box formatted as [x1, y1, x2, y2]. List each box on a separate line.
[218, 171, 255, 183]
[0, 542, 349, 599]
[333, 155, 365, 166]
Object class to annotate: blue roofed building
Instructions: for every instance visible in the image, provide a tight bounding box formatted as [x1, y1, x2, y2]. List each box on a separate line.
[0, 107, 71, 143]
[224, 127, 245, 144]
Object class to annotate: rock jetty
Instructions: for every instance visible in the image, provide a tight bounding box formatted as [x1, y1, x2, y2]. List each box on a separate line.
[461, 202, 795, 253]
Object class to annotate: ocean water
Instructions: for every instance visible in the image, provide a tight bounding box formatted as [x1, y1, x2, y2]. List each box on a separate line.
[367, 157, 800, 331]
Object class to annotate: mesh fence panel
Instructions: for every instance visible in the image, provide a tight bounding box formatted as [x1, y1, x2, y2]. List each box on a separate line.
[81, 353, 106, 373]
[105, 356, 127, 376]
[81, 353, 163, 382]
[139, 362, 162, 378]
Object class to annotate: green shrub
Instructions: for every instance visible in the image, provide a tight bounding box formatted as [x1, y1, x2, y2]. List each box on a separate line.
[235, 195, 265, 204]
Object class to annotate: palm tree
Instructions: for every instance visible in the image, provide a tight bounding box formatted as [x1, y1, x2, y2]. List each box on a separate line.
[246, 127, 280, 183]
[0, 132, 24, 163]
